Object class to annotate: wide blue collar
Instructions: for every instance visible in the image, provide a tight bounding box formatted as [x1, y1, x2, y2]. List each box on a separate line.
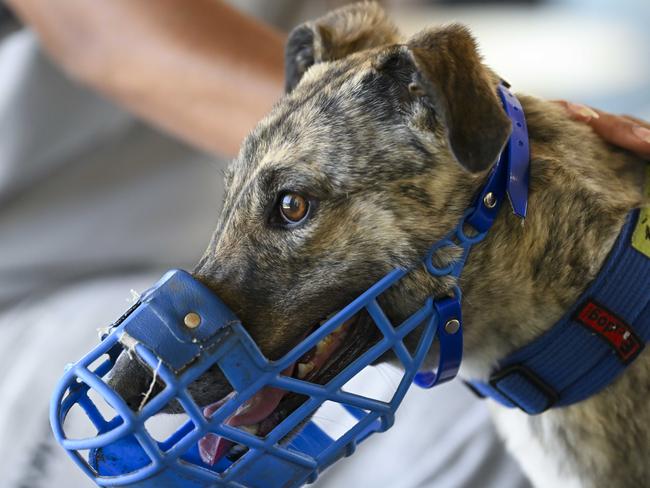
[469, 189, 650, 415]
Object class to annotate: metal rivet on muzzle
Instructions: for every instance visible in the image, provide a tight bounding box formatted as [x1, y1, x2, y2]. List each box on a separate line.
[184, 312, 201, 329]
[444, 318, 460, 335]
[483, 192, 497, 209]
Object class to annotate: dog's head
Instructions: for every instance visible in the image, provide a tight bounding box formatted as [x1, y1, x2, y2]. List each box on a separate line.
[109, 2, 511, 422]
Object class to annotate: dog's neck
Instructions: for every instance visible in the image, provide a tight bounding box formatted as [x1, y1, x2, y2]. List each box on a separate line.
[452, 95, 646, 379]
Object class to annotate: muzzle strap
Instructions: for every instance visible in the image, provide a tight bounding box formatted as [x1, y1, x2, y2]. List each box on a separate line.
[466, 83, 530, 233]
[416, 82, 531, 388]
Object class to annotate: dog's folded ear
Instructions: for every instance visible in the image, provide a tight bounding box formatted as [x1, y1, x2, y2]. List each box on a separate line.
[405, 25, 512, 173]
[285, 2, 400, 93]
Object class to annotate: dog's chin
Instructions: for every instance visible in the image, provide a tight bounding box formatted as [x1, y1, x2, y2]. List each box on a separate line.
[198, 310, 380, 465]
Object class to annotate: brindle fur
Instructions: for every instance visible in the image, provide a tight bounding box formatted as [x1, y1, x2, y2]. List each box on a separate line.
[109, 3, 649, 486]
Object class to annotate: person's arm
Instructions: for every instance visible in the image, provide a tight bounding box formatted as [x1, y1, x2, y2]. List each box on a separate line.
[6, 0, 286, 156]
[558, 101, 650, 159]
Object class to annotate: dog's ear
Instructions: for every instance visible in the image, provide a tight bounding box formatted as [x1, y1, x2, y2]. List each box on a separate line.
[404, 25, 512, 173]
[285, 2, 400, 93]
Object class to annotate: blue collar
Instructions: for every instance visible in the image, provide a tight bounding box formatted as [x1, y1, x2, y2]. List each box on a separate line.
[468, 183, 650, 415]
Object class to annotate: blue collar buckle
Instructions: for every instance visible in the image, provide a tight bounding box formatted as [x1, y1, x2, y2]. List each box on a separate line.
[49, 83, 530, 488]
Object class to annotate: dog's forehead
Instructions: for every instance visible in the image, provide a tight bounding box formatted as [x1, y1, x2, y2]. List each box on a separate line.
[227, 55, 405, 189]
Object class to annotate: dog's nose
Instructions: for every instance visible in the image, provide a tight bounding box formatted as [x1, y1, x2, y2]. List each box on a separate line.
[106, 351, 160, 411]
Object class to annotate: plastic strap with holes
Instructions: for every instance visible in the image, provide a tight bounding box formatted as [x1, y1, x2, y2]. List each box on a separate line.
[466, 83, 530, 233]
[414, 83, 530, 388]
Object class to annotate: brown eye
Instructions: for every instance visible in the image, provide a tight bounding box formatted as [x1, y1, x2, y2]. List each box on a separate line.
[279, 192, 310, 224]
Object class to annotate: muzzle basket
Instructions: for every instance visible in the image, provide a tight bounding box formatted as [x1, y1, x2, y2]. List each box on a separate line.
[50, 269, 448, 488]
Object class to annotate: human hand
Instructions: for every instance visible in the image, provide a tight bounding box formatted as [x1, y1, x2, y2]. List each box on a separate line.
[556, 101, 650, 159]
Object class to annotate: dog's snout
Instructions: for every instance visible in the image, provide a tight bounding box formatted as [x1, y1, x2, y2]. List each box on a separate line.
[192, 264, 248, 320]
[106, 351, 160, 411]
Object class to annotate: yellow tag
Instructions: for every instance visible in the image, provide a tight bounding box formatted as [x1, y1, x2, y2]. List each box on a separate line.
[631, 166, 650, 258]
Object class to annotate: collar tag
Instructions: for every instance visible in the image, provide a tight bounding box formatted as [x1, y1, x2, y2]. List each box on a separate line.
[575, 300, 644, 364]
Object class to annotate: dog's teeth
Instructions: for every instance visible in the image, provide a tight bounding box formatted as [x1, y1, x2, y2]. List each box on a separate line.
[228, 443, 248, 459]
[240, 424, 259, 435]
[316, 336, 332, 354]
[297, 362, 315, 379]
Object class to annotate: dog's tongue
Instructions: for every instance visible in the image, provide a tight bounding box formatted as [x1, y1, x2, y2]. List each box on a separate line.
[197, 321, 352, 465]
[198, 366, 294, 465]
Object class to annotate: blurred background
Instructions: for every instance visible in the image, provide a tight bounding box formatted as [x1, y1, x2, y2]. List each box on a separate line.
[0, 1, 648, 487]
[245, 0, 650, 116]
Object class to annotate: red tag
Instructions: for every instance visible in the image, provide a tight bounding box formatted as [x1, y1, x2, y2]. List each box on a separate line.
[575, 300, 643, 364]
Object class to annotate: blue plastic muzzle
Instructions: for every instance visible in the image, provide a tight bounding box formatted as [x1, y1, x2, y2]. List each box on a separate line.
[50, 267, 458, 488]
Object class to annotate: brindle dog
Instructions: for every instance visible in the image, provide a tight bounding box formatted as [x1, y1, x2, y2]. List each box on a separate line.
[108, 3, 649, 487]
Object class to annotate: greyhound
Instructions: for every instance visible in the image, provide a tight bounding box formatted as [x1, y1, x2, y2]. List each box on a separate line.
[108, 3, 649, 487]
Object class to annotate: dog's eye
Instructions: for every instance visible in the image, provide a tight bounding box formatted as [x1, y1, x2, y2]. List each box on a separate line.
[278, 192, 310, 224]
